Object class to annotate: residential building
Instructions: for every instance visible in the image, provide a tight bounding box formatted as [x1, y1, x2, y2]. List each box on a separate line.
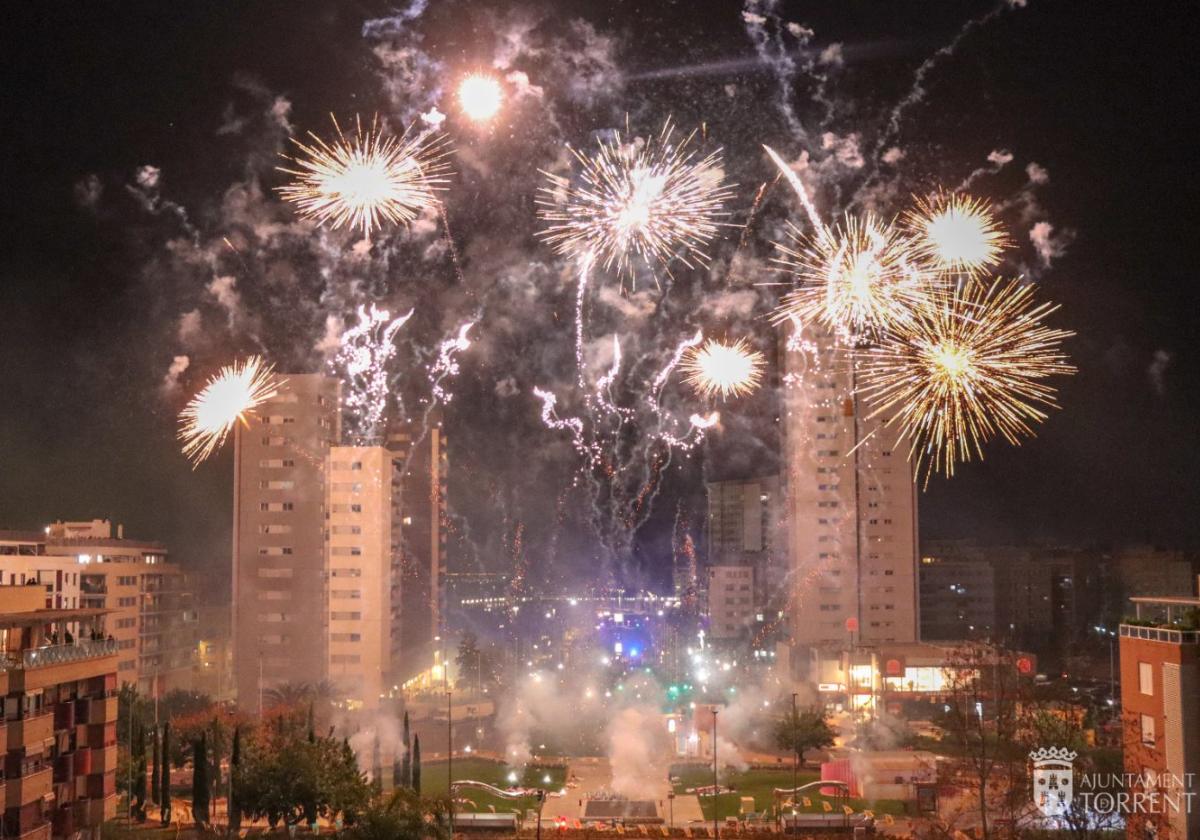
[705, 475, 785, 638]
[1, 585, 120, 840]
[1119, 596, 1200, 840]
[707, 565, 755, 640]
[325, 445, 394, 709]
[3, 523, 195, 697]
[383, 414, 449, 680]
[193, 606, 233, 701]
[232, 374, 340, 708]
[917, 548, 996, 641]
[781, 324, 920, 650]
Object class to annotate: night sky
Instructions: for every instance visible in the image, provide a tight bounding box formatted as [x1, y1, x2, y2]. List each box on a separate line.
[4, 1, 1198, 599]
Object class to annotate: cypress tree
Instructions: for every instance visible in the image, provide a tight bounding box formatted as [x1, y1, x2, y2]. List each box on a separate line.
[160, 722, 172, 826]
[411, 734, 421, 795]
[307, 702, 316, 743]
[132, 717, 147, 821]
[193, 732, 210, 827]
[371, 734, 383, 794]
[229, 726, 242, 834]
[401, 711, 412, 788]
[150, 722, 160, 805]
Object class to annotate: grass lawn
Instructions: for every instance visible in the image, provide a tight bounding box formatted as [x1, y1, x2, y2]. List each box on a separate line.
[421, 758, 567, 814]
[670, 765, 907, 820]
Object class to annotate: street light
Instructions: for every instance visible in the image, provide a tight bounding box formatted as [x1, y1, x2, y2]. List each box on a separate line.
[712, 707, 719, 840]
[791, 693, 799, 829]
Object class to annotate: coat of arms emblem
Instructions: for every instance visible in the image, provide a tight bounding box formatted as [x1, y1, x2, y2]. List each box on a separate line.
[1029, 746, 1077, 817]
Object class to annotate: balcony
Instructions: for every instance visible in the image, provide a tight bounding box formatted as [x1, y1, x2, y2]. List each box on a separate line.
[6, 767, 52, 808]
[82, 695, 118, 726]
[74, 795, 116, 828]
[90, 745, 117, 774]
[7, 712, 54, 751]
[11, 822, 50, 840]
[20, 639, 118, 668]
[1120, 624, 1200, 645]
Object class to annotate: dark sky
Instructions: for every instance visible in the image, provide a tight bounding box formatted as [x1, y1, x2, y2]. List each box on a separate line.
[3, 1, 1198, 597]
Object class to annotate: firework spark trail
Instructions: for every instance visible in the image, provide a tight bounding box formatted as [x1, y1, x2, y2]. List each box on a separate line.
[763, 145, 826, 236]
[428, 320, 476, 403]
[856, 278, 1075, 482]
[537, 120, 734, 282]
[178, 356, 282, 467]
[334, 304, 413, 441]
[649, 329, 703, 403]
[277, 114, 451, 237]
[574, 252, 595, 387]
[591, 335, 634, 421]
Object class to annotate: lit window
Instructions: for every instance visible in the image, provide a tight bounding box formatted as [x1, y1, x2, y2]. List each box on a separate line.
[1139, 662, 1154, 696]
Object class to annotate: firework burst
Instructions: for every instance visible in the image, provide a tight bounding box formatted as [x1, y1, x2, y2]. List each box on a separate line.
[772, 213, 935, 338]
[903, 190, 1009, 276]
[856, 279, 1075, 481]
[458, 74, 503, 122]
[680, 337, 766, 400]
[537, 120, 733, 280]
[277, 115, 450, 237]
[178, 356, 282, 467]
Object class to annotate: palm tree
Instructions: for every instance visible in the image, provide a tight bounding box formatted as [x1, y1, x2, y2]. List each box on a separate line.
[262, 682, 314, 709]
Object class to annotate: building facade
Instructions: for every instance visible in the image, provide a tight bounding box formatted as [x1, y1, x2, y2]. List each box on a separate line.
[1, 585, 120, 840]
[232, 374, 341, 708]
[1119, 596, 1200, 840]
[781, 324, 920, 649]
[325, 445, 394, 708]
[384, 414, 449, 681]
[917, 548, 997, 641]
[2, 523, 195, 698]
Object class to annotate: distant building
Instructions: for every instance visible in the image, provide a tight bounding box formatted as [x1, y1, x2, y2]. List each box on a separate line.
[0, 584, 120, 839]
[2, 521, 196, 697]
[705, 475, 785, 643]
[917, 549, 996, 641]
[781, 324, 919, 651]
[232, 374, 340, 709]
[1110, 546, 1195, 621]
[707, 565, 755, 640]
[1119, 596, 1200, 840]
[383, 414, 449, 681]
[193, 605, 233, 701]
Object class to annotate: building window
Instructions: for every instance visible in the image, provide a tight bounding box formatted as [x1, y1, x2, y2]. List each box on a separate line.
[1138, 662, 1154, 696]
[1140, 714, 1156, 746]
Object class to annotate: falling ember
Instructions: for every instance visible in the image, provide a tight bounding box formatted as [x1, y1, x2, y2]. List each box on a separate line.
[178, 356, 283, 467]
[856, 278, 1075, 482]
[771, 213, 936, 339]
[458, 74, 504, 122]
[680, 338, 766, 400]
[277, 114, 450, 237]
[537, 119, 733, 280]
[903, 190, 1009, 276]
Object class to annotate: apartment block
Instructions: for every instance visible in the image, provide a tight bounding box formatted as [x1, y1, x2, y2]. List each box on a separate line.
[2, 523, 195, 697]
[1, 585, 120, 840]
[781, 324, 919, 649]
[1119, 596, 1200, 840]
[705, 475, 786, 634]
[383, 414, 448, 680]
[232, 374, 340, 708]
[325, 446, 394, 709]
[917, 549, 996, 641]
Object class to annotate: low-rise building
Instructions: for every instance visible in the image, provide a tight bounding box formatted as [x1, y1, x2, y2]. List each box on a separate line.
[1119, 596, 1200, 840]
[1, 585, 120, 840]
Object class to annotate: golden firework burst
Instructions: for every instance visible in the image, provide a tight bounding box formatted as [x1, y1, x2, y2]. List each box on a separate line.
[772, 213, 936, 338]
[537, 120, 733, 279]
[277, 115, 450, 236]
[178, 356, 283, 467]
[856, 279, 1075, 481]
[680, 337, 766, 400]
[902, 190, 1009, 277]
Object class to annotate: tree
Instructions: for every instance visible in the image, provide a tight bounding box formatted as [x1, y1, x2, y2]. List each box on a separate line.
[151, 722, 160, 805]
[372, 734, 383, 794]
[229, 726, 242, 835]
[456, 631, 495, 692]
[131, 717, 147, 822]
[193, 732, 210, 827]
[400, 712, 412, 789]
[343, 788, 451, 840]
[160, 722, 172, 826]
[773, 705, 835, 760]
[238, 731, 372, 830]
[411, 735, 422, 794]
